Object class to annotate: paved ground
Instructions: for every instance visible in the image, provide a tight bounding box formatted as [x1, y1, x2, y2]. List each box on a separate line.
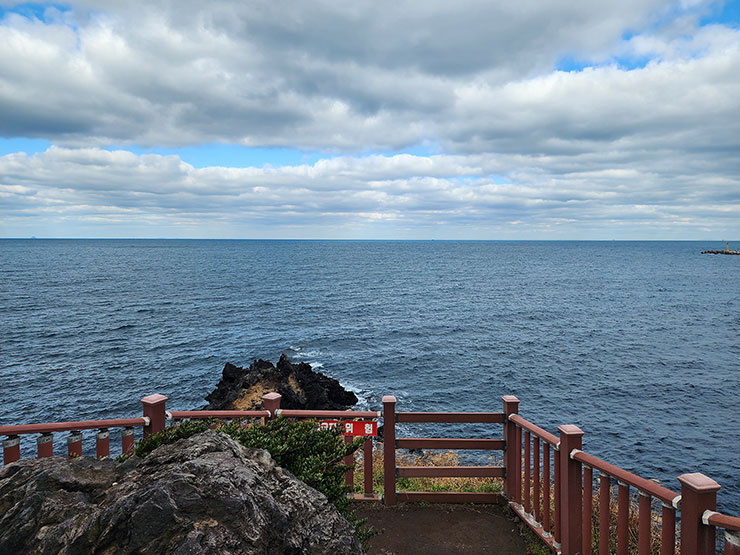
[354, 502, 530, 555]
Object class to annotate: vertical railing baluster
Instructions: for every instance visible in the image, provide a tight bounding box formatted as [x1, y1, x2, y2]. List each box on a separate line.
[638, 492, 651, 555]
[96, 428, 110, 459]
[524, 430, 531, 513]
[617, 482, 629, 555]
[543, 442, 551, 535]
[583, 464, 593, 555]
[660, 503, 676, 555]
[67, 431, 82, 458]
[122, 426, 135, 456]
[725, 530, 740, 555]
[554, 444, 561, 545]
[37, 432, 53, 458]
[515, 424, 522, 503]
[382, 395, 397, 506]
[599, 474, 610, 555]
[3, 435, 21, 464]
[343, 434, 354, 488]
[363, 439, 373, 496]
[533, 437, 541, 523]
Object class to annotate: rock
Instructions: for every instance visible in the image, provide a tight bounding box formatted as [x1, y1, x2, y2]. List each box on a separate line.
[0, 431, 362, 555]
[204, 354, 358, 411]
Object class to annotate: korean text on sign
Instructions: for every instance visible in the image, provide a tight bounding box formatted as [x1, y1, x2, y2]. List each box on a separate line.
[317, 420, 377, 436]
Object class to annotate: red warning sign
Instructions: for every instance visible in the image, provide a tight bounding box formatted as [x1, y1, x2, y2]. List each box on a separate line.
[318, 420, 377, 436]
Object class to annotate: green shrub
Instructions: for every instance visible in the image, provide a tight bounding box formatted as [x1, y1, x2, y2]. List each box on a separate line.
[133, 419, 211, 458]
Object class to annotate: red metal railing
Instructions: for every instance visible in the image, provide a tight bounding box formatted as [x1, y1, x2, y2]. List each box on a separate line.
[1, 418, 147, 462]
[382, 395, 506, 505]
[3, 391, 740, 555]
[504, 399, 561, 552]
[704, 512, 740, 555]
[570, 449, 680, 555]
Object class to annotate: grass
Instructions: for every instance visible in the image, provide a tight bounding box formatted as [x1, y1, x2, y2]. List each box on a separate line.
[588, 486, 678, 555]
[517, 471, 678, 555]
[350, 443, 504, 494]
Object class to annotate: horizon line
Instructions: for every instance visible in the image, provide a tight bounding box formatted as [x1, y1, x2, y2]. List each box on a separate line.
[0, 237, 735, 242]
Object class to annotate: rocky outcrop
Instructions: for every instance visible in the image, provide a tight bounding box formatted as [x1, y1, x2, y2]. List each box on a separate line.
[204, 354, 358, 411]
[0, 431, 362, 555]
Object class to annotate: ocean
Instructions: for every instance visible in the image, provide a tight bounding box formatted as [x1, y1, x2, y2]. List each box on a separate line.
[1, 239, 738, 513]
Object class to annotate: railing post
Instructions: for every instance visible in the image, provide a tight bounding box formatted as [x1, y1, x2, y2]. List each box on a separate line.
[502, 395, 520, 500]
[382, 395, 396, 506]
[3, 435, 21, 464]
[67, 431, 82, 458]
[262, 392, 281, 421]
[559, 424, 584, 555]
[678, 472, 720, 555]
[141, 394, 168, 438]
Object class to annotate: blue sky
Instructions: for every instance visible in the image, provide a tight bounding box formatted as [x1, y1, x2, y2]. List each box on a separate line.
[1, 0, 739, 239]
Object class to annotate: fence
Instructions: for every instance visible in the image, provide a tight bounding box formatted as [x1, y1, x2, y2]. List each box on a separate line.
[2, 392, 739, 555]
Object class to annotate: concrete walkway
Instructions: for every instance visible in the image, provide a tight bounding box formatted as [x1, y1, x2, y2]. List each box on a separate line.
[355, 502, 530, 554]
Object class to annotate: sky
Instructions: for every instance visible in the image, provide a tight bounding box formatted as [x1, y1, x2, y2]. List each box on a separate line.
[0, 0, 739, 239]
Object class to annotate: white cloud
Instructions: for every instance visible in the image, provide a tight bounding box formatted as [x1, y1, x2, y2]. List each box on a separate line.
[1, 146, 738, 238]
[0, 1, 739, 238]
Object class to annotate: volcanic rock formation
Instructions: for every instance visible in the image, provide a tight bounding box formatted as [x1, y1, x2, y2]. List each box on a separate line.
[204, 354, 358, 411]
[0, 431, 362, 554]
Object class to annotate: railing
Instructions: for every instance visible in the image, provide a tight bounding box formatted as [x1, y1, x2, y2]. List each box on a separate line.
[502, 394, 740, 555]
[382, 395, 506, 505]
[570, 449, 680, 555]
[0, 393, 172, 462]
[2, 391, 739, 555]
[504, 396, 562, 551]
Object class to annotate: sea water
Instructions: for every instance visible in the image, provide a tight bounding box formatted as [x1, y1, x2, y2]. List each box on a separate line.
[1, 239, 738, 512]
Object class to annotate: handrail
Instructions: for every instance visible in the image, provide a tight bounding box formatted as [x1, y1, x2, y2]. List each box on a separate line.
[397, 411, 504, 423]
[0, 418, 149, 435]
[704, 510, 740, 532]
[168, 410, 269, 420]
[396, 438, 505, 450]
[571, 449, 679, 505]
[277, 409, 380, 419]
[397, 466, 504, 478]
[508, 414, 559, 446]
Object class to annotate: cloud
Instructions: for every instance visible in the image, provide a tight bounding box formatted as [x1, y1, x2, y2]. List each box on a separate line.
[1, 146, 738, 238]
[0, 0, 726, 151]
[0, 1, 738, 238]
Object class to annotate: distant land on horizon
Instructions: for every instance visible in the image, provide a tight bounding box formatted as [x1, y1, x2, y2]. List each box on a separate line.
[3, 237, 738, 242]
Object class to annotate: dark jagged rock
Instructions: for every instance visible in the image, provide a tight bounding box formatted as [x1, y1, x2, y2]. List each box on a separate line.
[204, 354, 358, 411]
[0, 431, 362, 555]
